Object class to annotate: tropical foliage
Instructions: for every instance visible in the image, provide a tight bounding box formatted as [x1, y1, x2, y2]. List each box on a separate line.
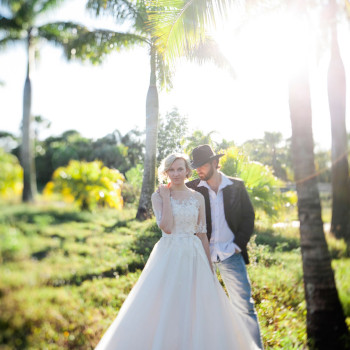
[44, 160, 124, 211]
[0, 148, 23, 199]
[219, 147, 293, 217]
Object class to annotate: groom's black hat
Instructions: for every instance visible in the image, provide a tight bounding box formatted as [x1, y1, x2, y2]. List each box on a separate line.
[191, 144, 224, 169]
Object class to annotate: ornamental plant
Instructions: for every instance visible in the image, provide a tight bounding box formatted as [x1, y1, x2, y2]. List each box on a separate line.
[0, 148, 23, 199]
[220, 147, 293, 217]
[44, 160, 124, 211]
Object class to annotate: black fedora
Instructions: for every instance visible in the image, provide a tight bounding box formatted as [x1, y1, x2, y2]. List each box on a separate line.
[191, 145, 224, 168]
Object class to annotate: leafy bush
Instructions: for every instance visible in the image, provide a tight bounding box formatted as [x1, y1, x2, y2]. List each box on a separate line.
[44, 160, 124, 211]
[0, 148, 23, 199]
[220, 147, 292, 217]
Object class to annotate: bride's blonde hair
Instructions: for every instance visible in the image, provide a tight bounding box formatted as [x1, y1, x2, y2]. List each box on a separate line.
[158, 153, 193, 184]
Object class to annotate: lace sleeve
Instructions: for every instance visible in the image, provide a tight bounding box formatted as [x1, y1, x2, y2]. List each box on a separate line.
[151, 192, 162, 226]
[195, 193, 207, 234]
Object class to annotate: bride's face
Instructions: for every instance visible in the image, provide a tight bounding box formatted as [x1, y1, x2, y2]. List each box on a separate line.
[166, 158, 188, 185]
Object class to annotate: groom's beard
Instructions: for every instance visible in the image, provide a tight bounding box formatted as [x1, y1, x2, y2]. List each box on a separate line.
[199, 164, 215, 182]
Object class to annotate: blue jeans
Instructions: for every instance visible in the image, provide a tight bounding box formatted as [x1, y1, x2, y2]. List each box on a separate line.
[215, 252, 264, 349]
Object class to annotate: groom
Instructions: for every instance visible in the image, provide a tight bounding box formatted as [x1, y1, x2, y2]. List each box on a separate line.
[186, 144, 263, 349]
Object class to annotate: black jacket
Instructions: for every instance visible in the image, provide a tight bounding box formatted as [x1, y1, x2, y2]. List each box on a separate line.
[186, 177, 255, 264]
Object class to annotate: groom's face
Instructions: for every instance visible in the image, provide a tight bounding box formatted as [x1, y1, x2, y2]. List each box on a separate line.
[196, 161, 215, 181]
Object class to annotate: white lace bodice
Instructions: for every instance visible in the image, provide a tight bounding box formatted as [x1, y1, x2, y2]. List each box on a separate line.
[151, 190, 207, 236]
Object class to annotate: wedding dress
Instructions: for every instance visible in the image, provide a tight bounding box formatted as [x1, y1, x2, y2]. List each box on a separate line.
[95, 189, 258, 350]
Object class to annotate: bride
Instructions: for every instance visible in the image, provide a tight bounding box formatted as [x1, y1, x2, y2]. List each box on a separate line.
[95, 153, 259, 350]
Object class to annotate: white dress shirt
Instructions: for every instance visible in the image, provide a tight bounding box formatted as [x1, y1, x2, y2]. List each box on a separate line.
[198, 172, 241, 262]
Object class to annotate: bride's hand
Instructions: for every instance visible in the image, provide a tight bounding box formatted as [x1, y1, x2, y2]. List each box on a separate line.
[157, 184, 171, 199]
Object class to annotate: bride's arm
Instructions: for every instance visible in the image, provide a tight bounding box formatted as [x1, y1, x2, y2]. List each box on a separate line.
[195, 193, 214, 274]
[151, 185, 174, 234]
[197, 233, 214, 274]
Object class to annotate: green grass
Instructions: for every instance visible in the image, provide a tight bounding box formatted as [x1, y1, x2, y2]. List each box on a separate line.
[0, 201, 349, 349]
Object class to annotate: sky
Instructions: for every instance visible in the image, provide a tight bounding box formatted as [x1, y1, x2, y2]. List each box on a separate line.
[1, 0, 350, 150]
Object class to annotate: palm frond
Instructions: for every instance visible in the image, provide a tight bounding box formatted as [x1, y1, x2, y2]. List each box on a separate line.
[149, 0, 235, 62]
[11, 0, 37, 26]
[185, 35, 235, 78]
[0, 14, 22, 30]
[86, 0, 147, 32]
[0, 34, 22, 48]
[155, 50, 173, 90]
[39, 22, 148, 64]
[35, 0, 66, 16]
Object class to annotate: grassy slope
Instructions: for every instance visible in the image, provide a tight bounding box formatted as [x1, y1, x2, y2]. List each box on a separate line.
[0, 202, 349, 349]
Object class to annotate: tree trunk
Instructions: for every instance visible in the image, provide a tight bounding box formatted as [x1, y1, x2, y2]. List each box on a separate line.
[21, 32, 37, 202]
[327, 2, 350, 241]
[136, 45, 159, 220]
[289, 41, 348, 349]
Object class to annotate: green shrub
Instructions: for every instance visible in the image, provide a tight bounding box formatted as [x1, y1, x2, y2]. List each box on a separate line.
[0, 148, 23, 199]
[44, 160, 124, 211]
[220, 147, 293, 217]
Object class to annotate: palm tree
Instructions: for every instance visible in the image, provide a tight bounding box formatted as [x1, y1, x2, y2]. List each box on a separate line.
[263, 131, 282, 174]
[288, 11, 348, 346]
[61, 0, 172, 220]
[150, 1, 349, 347]
[327, 0, 350, 242]
[181, 129, 217, 154]
[0, 0, 81, 202]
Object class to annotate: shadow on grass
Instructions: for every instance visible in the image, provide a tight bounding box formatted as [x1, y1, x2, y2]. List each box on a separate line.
[0, 320, 30, 349]
[31, 247, 59, 261]
[48, 260, 145, 287]
[6, 210, 91, 226]
[130, 222, 161, 259]
[255, 227, 300, 252]
[104, 219, 132, 233]
[49, 222, 162, 287]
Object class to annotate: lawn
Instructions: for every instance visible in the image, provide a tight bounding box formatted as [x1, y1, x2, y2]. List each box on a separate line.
[0, 201, 349, 349]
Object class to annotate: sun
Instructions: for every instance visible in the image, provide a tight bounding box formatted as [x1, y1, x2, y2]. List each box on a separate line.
[213, 10, 315, 84]
[206, 8, 335, 148]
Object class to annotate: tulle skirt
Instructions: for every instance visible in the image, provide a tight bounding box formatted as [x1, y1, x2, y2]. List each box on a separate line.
[95, 234, 258, 350]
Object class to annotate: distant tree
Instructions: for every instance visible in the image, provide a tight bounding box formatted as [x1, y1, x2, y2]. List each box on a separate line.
[33, 115, 51, 140]
[264, 131, 282, 172]
[216, 138, 235, 151]
[157, 108, 188, 163]
[242, 134, 291, 181]
[182, 130, 218, 155]
[35, 129, 143, 187]
[0, 131, 19, 153]
[35, 130, 92, 187]
[314, 148, 332, 184]
[122, 163, 144, 204]
[119, 129, 144, 169]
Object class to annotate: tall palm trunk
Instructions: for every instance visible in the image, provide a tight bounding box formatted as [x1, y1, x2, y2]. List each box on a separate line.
[21, 32, 37, 202]
[327, 2, 350, 241]
[137, 45, 159, 220]
[289, 46, 348, 348]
